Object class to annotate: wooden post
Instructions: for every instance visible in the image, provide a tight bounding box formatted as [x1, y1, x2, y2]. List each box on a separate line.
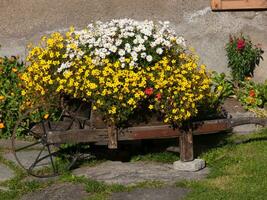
[107, 123, 118, 149]
[179, 128, 194, 162]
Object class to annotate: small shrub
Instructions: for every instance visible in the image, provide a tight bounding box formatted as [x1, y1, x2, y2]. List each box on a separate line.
[209, 71, 234, 108]
[237, 80, 263, 110]
[195, 72, 233, 120]
[237, 80, 267, 116]
[225, 34, 264, 83]
[0, 55, 24, 138]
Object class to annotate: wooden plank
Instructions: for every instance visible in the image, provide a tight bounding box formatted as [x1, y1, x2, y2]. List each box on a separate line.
[211, 0, 267, 10]
[47, 129, 108, 144]
[122, 125, 179, 140]
[192, 119, 230, 135]
[47, 125, 180, 144]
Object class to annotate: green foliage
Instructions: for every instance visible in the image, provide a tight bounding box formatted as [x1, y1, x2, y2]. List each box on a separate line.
[130, 152, 179, 163]
[210, 71, 234, 107]
[225, 34, 264, 82]
[0, 56, 25, 138]
[195, 72, 233, 120]
[258, 80, 267, 108]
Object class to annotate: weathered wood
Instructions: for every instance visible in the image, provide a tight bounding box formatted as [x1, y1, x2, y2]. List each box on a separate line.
[47, 129, 108, 144]
[47, 125, 179, 144]
[107, 124, 118, 149]
[229, 117, 267, 127]
[179, 129, 194, 162]
[122, 125, 178, 140]
[192, 119, 230, 135]
[89, 110, 106, 128]
[211, 0, 267, 10]
[47, 117, 267, 144]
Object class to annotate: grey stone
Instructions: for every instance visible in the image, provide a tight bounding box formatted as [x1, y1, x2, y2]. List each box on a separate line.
[111, 187, 190, 200]
[173, 159, 205, 172]
[3, 150, 50, 169]
[0, 139, 43, 150]
[72, 161, 209, 185]
[230, 111, 262, 135]
[20, 183, 88, 200]
[0, 0, 266, 81]
[166, 146, 180, 153]
[222, 99, 265, 134]
[0, 163, 15, 182]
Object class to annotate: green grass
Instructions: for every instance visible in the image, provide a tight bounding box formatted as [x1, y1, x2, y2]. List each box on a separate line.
[130, 151, 179, 163]
[177, 128, 267, 200]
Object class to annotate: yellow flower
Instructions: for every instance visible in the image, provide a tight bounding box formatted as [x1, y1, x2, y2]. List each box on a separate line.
[148, 105, 154, 110]
[108, 106, 117, 114]
[12, 68, 18, 72]
[0, 96, 5, 100]
[43, 114, 49, 119]
[127, 98, 135, 105]
[217, 85, 223, 91]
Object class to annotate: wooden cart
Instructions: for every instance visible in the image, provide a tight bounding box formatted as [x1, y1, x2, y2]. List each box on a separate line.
[12, 101, 267, 177]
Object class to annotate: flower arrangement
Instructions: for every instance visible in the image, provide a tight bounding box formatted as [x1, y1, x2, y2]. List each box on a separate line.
[225, 34, 264, 83]
[21, 19, 211, 130]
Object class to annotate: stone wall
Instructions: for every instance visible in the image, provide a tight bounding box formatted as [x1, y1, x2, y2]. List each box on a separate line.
[0, 0, 266, 81]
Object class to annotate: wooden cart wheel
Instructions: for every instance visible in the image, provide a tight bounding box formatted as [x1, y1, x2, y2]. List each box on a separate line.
[11, 105, 81, 178]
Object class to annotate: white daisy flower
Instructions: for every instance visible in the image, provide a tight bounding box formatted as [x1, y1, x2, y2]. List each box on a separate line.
[146, 55, 153, 62]
[156, 48, 163, 55]
[118, 49, 126, 56]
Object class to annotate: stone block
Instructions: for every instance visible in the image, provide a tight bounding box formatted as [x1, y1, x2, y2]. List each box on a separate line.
[173, 159, 205, 172]
[0, 164, 15, 182]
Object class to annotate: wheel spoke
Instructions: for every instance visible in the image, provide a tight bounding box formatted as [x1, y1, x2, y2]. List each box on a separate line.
[47, 145, 57, 175]
[28, 145, 45, 171]
[15, 140, 42, 152]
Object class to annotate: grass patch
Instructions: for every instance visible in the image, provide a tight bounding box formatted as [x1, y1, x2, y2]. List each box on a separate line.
[0, 153, 57, 200]
[130, 152, 179, 163]
[59, 173, 165, 200]
[177, 128, 267, 200]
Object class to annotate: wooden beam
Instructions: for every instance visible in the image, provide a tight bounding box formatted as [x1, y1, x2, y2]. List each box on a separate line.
[211, 0, 267, 10]
[47, 125, 180, 144]
[46, 117, 266, 144]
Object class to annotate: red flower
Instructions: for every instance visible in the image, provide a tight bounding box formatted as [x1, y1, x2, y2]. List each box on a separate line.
[156, 93, 162, 101]
[249, 90, 255, 97]
[144, 87, 154, 96]
[237, 39, 245, 50]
